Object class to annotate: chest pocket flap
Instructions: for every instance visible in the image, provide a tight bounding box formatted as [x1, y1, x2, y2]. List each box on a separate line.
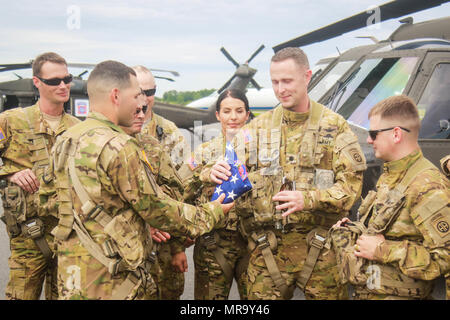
[411, 191, 449, 247]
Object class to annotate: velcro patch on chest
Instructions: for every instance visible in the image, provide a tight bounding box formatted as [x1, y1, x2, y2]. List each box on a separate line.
[432, 214, 450, 238]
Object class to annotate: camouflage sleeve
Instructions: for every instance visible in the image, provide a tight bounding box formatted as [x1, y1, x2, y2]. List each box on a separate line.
[180, 141, 218, 203]
[169, 238, 186, 255]
[0, 112, 21, 177]
[301, 122, 366, 213]
[440, 155, 450, 177]
[373, 176, 450, 281]
[109, 141, 226, 240]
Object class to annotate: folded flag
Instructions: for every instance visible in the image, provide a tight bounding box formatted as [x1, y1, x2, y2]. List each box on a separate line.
[211, 142, 252, 204]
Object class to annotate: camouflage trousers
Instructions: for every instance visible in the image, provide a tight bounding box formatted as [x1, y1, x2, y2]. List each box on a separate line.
[246, 228, 348, 300]
[5, 233, 57, 300]
[154, 241, 185, 300]
[56, 237, 157, 300]
[194, 228, 249, 300]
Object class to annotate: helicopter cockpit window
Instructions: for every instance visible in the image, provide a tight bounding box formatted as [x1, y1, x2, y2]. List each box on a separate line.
[308, 61, 354, 101]
[417, 63, 450, 139]
[332, 57, 418, 128]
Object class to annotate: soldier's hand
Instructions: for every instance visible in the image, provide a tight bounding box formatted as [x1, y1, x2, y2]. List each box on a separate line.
[150, 227, 171, 243]
[333, 218, 351, 229]
[354, 234, 385, 261]
[172, 251, 188, 273]
[7, 169, 40, 194]
[272, 190, 304, 217]
[216, 193, 234, 215]
[210, 160, 231, 184]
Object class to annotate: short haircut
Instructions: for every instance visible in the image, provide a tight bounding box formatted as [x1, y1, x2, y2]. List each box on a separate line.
[216, 89, 249, 112]
[368, 95, 421, 132]
[271, 47, 309, 69]
[32, 52, 67, 77]
[87, 60, 136, 99]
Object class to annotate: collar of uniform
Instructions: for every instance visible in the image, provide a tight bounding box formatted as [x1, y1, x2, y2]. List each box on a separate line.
[383, 149, 423, 174]
[34, 101, 72, 135]
[142, 112, 158, 137]
[282, 106, 310, 124]
[87, 111, 126, 134]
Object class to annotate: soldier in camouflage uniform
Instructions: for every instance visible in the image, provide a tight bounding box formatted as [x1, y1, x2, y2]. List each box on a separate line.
[439, 154, 450, 300]
[50, 60, 232, 300]
[333, 96, 449, 300]
[179, 89, 251, 300]
[208, 48, 365, 300]
[132, 65, 188, 300]
[0, 52, 80, 300]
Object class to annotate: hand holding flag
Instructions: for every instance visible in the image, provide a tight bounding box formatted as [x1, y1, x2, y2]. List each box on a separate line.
[211, 142, 252, 204]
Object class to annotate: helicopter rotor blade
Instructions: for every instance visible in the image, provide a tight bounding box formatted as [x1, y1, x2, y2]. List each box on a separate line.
[68, 64, 180, 77]
[218, 75, 236, 94]
[154, 76, 175, 82]
[273, 0, 449, 51]
[0, 63, 32, 73]
[220, 47, 240, 68]
[250, 79, 262, 91]
[149, 69, 180, 77]
[246, 44, 265, 64]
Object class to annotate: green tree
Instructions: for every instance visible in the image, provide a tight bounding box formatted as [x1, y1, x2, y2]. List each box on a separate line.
[157, 89, 216, 105]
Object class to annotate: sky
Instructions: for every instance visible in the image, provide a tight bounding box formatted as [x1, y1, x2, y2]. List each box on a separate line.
[1, 0, 449, 97]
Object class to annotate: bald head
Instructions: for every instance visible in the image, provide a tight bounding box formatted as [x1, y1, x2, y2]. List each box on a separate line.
[132, 65, 155, 89]
[132, 65, 156, 118]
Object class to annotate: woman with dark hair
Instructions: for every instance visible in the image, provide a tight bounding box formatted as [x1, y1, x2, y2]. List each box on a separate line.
[179, 89, 250, 300]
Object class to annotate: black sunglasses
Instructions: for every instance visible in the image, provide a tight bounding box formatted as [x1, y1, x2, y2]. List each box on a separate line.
[37, 74, 73, 86]
[368, 126, 410, 140]
[135, 105, 148, 115]
[142, 87, 156, 97]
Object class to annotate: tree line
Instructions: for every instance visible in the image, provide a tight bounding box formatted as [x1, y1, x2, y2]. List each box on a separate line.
[156, 89, 216, 105]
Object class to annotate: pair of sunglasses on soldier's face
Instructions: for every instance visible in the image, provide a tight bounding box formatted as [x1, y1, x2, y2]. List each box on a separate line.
[368, 126, 410, 140]
[142, 88, 156, 97]
[37, 74, 73, 86]
[135, 105, 148, 115]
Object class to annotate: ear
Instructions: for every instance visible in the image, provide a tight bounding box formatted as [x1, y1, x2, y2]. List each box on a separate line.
[110, 88, 120, 105]
[392, 127, 402, 144]
[32, 76, 41, 89]
[305, 69, 313, 85]
[215, 111, 221, 122]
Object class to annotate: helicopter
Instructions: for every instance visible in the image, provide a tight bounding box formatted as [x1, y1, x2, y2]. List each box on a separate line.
[0, 62, 184, 116]
[271, 0, 450, 196]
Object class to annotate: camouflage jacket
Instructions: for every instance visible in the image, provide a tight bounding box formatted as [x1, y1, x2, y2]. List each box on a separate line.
[0, 103, 80, 219]
[51, 112, 225, 258]
[441, 155, 450, 177]
[366, 150, 450, 281]
[135, 130, 187, 254]
[141, 112, 186, 170]
[180, 134, 240, 231]
[203, 100, 366, 230]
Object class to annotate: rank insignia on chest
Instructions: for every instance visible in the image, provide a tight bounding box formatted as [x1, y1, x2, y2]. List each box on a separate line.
[314, 169, 335, 190]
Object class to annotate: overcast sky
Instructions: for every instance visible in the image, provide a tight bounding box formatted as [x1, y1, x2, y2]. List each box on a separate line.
[1, 0, 449, 96]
